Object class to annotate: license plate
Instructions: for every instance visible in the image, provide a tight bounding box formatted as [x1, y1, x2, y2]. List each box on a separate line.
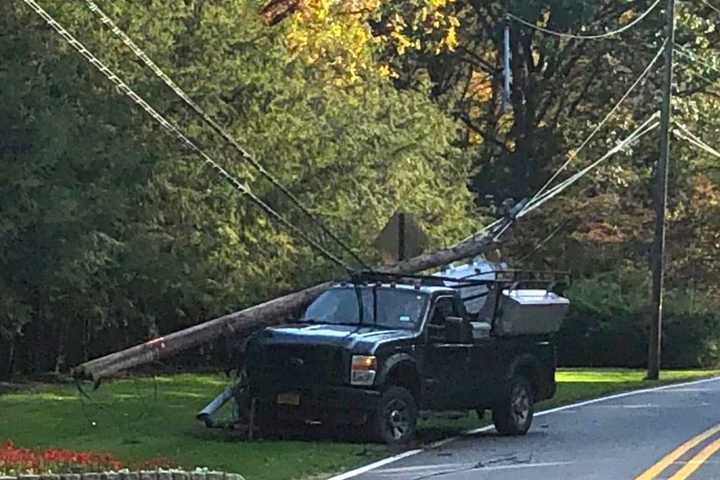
[277, 392, 301, 406]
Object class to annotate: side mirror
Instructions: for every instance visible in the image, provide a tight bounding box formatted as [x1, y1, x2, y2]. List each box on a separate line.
[445, 316, 465, 342]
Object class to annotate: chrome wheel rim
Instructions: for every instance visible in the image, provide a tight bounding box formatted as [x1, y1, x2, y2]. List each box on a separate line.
[384, 399, 410, 441]
[511, 384, 531, 426]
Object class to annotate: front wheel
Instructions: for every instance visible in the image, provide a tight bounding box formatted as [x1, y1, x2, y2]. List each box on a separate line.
[492, 376, 534, 436]
[369, 386, 418, 445]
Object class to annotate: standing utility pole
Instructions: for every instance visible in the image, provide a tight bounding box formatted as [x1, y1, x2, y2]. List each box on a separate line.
[648, 0, 676, 381]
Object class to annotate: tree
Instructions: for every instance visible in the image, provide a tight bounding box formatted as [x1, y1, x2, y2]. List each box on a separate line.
[1, 0, 478, 375]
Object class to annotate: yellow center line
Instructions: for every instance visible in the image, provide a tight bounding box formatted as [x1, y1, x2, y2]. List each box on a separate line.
[668, 436, 720, 480]
[635, 423, 720, 480]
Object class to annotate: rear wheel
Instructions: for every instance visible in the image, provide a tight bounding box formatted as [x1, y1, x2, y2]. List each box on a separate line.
[492, 375, 534, 436]
[370, 386, 418, 444]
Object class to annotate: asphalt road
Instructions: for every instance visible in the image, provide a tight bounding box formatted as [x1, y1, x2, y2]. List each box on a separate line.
[351, 377, 720, 480]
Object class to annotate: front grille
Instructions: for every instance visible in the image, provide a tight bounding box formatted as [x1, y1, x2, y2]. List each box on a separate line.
[250, 344, 345, 391]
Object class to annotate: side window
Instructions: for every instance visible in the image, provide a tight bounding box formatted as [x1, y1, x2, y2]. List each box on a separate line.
[430, 297, 456, 328]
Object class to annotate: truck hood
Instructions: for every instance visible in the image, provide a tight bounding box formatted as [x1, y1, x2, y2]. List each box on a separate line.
[254, 323, 418, 352]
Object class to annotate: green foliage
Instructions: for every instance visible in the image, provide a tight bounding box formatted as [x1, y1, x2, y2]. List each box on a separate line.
[4, 0, 720, 375]
[558, 271, 720, 369]
[379, 0, 720, 369]
[1, 0, 477, 375]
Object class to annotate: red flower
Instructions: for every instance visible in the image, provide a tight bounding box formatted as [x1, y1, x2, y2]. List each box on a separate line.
[0, 440, 125, 475]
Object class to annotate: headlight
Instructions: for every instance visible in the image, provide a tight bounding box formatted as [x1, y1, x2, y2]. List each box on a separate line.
[351, 355, 377, 386]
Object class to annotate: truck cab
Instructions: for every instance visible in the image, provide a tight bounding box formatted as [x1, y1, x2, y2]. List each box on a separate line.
[245, 271, 568, 443]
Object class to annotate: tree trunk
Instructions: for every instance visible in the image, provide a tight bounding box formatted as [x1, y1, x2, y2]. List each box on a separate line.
[3, 338, 16, 381]
[72, 220, 508, 384]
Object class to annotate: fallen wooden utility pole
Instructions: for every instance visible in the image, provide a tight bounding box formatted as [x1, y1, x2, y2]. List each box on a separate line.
[72, 220, 510, 384]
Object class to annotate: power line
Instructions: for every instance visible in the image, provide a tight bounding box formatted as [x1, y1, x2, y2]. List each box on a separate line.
[673, 121, 720, 159]
[516, 220, 571, 263]
[524, 113, 659, 214]
[674, 45, 720, 77]
[21, 0, 353, 272]
[673, 129, 720, 158]
[84, 0, 370, 270]
[697, 0, 720, 15]
[508, 0, 661, 40]
[520, 113, 661, 218]
[456, 218, 505, 246]
[529, 41, 665, 206]
[457, 114, 660, 246]
[463, 37, 664, 249]
[676, 64, 720, 87]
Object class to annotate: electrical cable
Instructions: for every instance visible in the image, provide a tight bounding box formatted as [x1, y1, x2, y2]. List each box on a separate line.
[519, 113, 660, 218]
[529, 42, 665, 205]
[507, 0, 661, 40]
[455, 51, 662, 249]
[673, 121, 720, 159]
[516, 220, 571, 263]
[456, 218, 505, 246]
[21, 0, 352, 272]
[697, 0, 720, 15]
[84, 0, 370, 271]
[673, 129, 720, 158]
[675, 44, 720, 85]
[521, 114, 659, 217]
[675, 45, 720, 77]
[524, 114, 659, 216]
[452, 116, 658, 249]
[677, 65, 720, 88]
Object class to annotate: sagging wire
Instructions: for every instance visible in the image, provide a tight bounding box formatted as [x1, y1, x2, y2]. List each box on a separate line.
[84, 0, 370, 271]
[459, 39, 664, 247]
[674, 45, 720, 88]
[697, 0, 720, 15]
[529, 41, 666, 206]
[674, 45, 720, 75]
[21, 0, 353, 273]
[673, 121, 720, 159]
[455, 218, 506, 246]
[516, 220, 572, 264]
[519, 112, 661, 218]
[458, 114, 660, 248]
[508, 0, 661, 40]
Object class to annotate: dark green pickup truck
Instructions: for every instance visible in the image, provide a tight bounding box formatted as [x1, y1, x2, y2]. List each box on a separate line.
[244, 272, 569, 444]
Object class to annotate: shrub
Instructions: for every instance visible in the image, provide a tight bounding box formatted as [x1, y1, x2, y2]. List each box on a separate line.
[557, 272, 720, 369]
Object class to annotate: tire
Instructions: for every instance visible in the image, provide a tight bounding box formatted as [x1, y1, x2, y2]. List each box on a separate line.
[492, 375, 534, 436]
[369, 386, 418, 445]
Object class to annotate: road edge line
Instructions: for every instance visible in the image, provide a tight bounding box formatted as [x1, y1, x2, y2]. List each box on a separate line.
[326, 449, 424, 480]
[327, 375, 720, 480]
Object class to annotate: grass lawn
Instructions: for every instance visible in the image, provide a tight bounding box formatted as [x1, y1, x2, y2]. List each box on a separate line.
[1, 369, 719, 480]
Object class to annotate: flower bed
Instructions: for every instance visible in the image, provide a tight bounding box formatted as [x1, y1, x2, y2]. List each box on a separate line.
[0, 441, 123, 476]
[0, 442, 244, 480]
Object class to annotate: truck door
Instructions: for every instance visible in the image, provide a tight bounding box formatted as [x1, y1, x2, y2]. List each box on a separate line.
[423, 296, 473, 410]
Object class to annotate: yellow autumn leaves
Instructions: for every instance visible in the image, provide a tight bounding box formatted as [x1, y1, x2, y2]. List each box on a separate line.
[282, 0, 462, 84]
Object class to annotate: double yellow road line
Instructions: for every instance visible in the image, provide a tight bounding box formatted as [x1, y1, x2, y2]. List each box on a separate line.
[636, 423, 720, 480]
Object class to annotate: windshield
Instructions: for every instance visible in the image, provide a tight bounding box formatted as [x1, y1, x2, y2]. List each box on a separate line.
[301, 287, 429, 330]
